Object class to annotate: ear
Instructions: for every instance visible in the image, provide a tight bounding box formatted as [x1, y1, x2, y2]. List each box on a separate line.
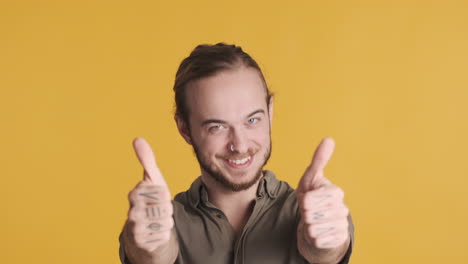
[268, 96, 274, 125]
[175, 114, 193, 145]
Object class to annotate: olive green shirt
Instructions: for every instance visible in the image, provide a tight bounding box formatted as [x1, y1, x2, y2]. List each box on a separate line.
[120, 170, 354, 264]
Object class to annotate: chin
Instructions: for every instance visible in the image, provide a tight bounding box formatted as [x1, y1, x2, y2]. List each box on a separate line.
[193, 142, 272, 192]
[214, 167, 264, 192]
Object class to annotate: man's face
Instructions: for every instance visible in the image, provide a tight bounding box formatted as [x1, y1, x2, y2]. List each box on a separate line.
[181, 66, 272, 192]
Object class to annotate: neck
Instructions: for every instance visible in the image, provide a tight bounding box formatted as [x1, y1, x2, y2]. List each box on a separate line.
[201, 172, 262, 236]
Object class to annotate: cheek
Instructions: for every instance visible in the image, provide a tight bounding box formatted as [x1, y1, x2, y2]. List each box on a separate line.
[198, 136, 229, 155]
[253, 126, 271, 145]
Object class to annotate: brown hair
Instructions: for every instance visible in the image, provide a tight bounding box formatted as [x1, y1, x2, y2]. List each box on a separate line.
[173, 43, 273, 126]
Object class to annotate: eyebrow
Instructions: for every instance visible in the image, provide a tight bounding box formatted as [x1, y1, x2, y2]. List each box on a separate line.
[201, 109, 266, 126]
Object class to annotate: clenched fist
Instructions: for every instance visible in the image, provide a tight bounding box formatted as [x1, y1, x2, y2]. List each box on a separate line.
[123, 138, 176, 261]
[297, 138, 350, 261]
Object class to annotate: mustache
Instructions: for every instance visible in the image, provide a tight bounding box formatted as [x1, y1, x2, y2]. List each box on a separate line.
[218, 149, 258, 160]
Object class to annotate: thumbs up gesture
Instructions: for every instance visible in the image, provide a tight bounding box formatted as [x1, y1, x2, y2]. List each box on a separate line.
[297, 138, 350, 256]
[124, 137, 175, 254]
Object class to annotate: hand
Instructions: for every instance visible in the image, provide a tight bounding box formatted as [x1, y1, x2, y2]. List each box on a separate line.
[125, 137, 174, 253]
[297, 137, 349, 249]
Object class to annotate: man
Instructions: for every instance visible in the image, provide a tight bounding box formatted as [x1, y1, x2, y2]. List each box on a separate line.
[119, 43, 354, 264]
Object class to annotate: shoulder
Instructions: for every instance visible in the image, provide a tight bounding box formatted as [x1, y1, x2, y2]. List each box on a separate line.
[261, 170, 299, 219]
[263, 170, 297, 198]
[173, 176, 203, 206]
[171, 177, 206, 221]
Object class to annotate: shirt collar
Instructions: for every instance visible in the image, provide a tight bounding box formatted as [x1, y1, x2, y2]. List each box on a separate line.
[260, 170, 279, 199]
[187, 170, 280, 208]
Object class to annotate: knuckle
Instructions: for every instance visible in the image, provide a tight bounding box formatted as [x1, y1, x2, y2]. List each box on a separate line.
[337, 234, 348, 244]
[331, 186, 343, 196]
[338, 188, 345, 198]
[334, 219, 348, 230]
[301, 193, 313, 210]
[343, 206, 350, 216]
[167, 203, 174, 216]
[127, 208, 137, 221]
[127, 207, 144, 222]
[313, 237, 323, 248]
[167, 217, 175, 229]
[128, 189, 142, 203]
[133, 224, 147, 235]
[128, 190, 135, 201]
[342, 219, 349, 229]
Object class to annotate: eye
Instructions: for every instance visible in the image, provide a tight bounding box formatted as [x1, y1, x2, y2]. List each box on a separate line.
[208, 124, 225, 132]
[247, 117, 259, 125]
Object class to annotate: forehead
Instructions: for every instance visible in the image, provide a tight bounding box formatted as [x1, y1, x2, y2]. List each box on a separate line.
[186, 67, 268, 122]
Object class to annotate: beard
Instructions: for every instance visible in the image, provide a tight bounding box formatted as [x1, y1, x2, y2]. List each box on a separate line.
[192, 140, 272, 192]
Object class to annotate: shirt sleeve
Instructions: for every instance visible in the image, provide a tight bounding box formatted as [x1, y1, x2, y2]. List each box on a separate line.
[338, 214, 355, 264]
[119, 232, 132, 264]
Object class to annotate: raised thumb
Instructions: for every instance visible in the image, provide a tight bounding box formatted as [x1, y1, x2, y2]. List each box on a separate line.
[132, 137, 168, 187]
[297, 137, 335, 192]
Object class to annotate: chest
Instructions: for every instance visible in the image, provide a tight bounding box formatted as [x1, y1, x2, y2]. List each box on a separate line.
[173, 196, 307, 264]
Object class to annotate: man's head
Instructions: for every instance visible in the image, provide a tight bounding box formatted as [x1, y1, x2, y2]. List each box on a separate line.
[173, 43, 273, 192]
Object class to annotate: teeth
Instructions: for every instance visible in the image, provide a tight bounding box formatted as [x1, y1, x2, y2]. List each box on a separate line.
[229, 156, 251, 165]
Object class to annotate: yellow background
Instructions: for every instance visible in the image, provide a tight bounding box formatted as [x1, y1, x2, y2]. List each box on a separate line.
[2, 0, 467, 263]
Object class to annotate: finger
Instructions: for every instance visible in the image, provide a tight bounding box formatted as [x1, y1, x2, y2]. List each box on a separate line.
[299, 186, 345, 210]
[128, 184, 171, 209]
[133, 185, 172, 202]
[133, 137, 167, 187]
[302, 205, 349, 224]
[307, 219, 348, 238]
[298, 137, 335, 192]
[141, 204, 174, 220]
[128, 202, 173, 223]
[134, 218, 175, 235]
[135, 229, 172, 251]
[315, 232, 349, 249]
[143, 230, 172, 247]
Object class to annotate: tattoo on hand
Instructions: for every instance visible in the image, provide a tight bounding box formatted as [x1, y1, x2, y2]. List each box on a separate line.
[148, 223, 161, 231]
[139, 191, 160, 201]
[145, 207, 162, 218]
[317, 194, 332, 204]
[313, 211, 325, 220]
[316, 226, 335, 236]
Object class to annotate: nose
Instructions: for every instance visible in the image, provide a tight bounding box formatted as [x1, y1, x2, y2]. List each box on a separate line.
[228, 127, 249, 154]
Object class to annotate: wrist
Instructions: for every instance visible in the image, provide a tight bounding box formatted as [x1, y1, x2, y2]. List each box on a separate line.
[297, 219, 350, 264]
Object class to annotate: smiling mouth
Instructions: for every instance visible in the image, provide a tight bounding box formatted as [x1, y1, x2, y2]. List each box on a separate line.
[225, 156, 252, 168]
